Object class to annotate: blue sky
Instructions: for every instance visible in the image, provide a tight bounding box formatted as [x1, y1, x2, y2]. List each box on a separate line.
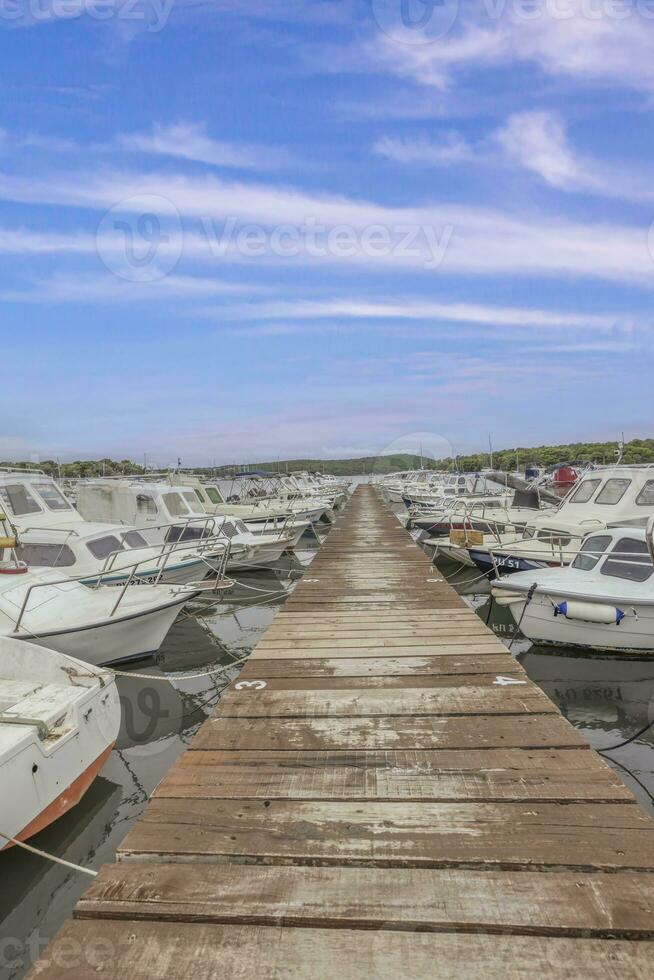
[1, 0, 654, 465]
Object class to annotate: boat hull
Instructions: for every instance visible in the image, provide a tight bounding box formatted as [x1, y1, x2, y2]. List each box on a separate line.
[12, 599, 188, 666]
[510, 592, 654, 653]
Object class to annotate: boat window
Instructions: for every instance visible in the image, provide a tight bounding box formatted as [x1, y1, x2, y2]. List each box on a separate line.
[182, 491, 204, 513]
[636, 480, 654, 506]
[205, 487, 223, 504]
[162, 492, 189, 517]
[595, 479, 631, 506]
[165, 524, 204, 542]
[33, 482, 73, 511]
[194, 489, 205, 502]
[457, 477, 466, 486]
[537, 529, 571, 546]
[136, 493, 157, 517]
[15, 542, 76, 567]
[568, 479, 601, 504]
[87, 535, 124, 560]
[601, 537, 654, 583]
[122, 530, 148, 548]
[0, 484, 42, 516]
[221, 521, 238, 538]
[572, 534, 612, 571]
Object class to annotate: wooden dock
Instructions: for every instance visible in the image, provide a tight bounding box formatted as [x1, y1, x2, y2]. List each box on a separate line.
[28, 486, 654, 978]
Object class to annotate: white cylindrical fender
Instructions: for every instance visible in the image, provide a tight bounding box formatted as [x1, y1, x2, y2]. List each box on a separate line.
[554, 600, 625, 625]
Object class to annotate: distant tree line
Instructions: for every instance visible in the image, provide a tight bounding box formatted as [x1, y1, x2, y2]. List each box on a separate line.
[2, 438, 652, 479]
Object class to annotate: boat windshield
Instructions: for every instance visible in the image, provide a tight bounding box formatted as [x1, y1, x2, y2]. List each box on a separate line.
[0, 483, 42, 516]
[15, 542, 76, 567]
[33, 482, 73, 512]
[601, 537, 654, 583]
[568, 479, 601, 504]
[572, 534, 612, 571]
[205, 486, 223, 504]
[163, 492, 190, 517]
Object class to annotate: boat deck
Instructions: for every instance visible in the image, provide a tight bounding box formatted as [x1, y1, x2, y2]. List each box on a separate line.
[27, 485, 654, 978]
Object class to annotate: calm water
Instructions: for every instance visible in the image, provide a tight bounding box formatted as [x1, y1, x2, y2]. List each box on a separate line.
[4, 489, 654, 977]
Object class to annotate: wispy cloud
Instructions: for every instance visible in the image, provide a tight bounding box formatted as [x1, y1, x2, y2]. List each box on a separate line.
[0, 272, 254, 304]
[369, 3, 654, 93]
[373, 133, 473, 166]
[0, 163, 653, 286]
[497, 109, 654, 204]
[213, 296, 638, 333]
[120, 122, 294, 170]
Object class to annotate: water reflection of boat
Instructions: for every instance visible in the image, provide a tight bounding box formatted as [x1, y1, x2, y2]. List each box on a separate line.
[518, 647, 654, 732]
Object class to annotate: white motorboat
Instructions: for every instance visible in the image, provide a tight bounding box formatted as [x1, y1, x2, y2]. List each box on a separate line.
[160, 474, 310, 546]
[492, 523, 654, 654]
[0, 637, 121, 846]
[0, 471, 226, 587]
[378, 470, 446, 505]
[462, 466, 654, 577]
[75, 479, 294, 571]
[0, 558, 205, 665]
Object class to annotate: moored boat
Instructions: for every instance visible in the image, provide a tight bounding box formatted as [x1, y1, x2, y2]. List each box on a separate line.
[0, 637, 120, 847]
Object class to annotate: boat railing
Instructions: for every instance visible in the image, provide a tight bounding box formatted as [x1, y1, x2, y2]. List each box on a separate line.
[10, 536, 232, 632]
[97, 529, 231, 581]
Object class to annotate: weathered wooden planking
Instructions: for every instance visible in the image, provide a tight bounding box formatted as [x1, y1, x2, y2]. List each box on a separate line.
[193, 714, 588, 751]
[229, 674, 531, 691]
[249, 640, 509, 660]
[239, 655, 523, 679]
[76, 863, 654, 938]
[214, 686, 554, 718]
[117, 798, 654, 871]
[155, 755, 631, 803]
[182, 748, 599, 769]
[258, 629, 500, 648]
[26, 919, 654, 979]
[271, 611, 479, 623]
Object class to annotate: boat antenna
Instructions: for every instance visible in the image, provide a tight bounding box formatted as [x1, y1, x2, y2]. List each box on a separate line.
[488, 434, 493, 469]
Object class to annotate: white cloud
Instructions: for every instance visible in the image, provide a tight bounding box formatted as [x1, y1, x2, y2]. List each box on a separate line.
[214, 296, 636, 332]
[497, 109, 654, 203]
[497, 111, 581, 189]
[1, 164, 654, 286]
[120, 122, 293, 170]
[373, 133, 473, 165]
[370, 2, 654, 94]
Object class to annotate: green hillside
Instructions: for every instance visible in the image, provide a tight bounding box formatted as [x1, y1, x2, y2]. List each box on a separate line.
[2, 438, 652, 478]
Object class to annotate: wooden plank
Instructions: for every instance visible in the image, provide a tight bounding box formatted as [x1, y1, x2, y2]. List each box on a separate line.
[214, 687, 554, 718]
[117, 798, 654, 871]
[258, 630, 500, 647]
[76, 863, 654, 937]
[249, 641, 509, 660]
[183, 748, 599, 768]
[154, 754, 631, 803]
[239, 655, 523, 678]
[26, 920, 654, 979]
[193, 714, 588, 751]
